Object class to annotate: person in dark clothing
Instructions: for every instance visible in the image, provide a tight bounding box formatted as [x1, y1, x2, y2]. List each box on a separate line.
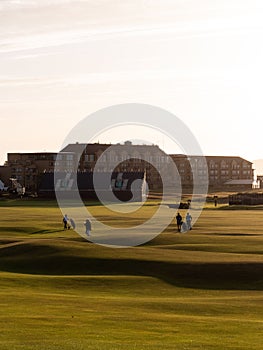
[62, 214, 69, 230]
[176, 212, 183, 232]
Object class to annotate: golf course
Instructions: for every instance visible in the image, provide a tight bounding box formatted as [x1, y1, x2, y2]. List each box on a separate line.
[0, 199, 263, 349]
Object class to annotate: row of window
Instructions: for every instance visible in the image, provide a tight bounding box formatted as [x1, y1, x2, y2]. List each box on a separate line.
[179, 162, 251, 169]
[179, 169, 251, 175]
[86, 154, 170, 163]
[56, 154, 74, 161]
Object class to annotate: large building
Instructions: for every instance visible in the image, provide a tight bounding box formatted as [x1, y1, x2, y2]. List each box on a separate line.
[1, 142, 171, 192]
[61, 141, 172, 189]
[171, 154, 254, 191]
[0, 143, 254, 194]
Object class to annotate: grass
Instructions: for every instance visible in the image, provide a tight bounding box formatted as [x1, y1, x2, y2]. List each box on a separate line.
[0, 199, 263, 349]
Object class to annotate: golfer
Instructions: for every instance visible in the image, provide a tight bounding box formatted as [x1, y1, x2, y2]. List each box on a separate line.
[186, 212, 192, 230]
[62, 214, 69, 230]
[176, 212, 182, 232]
[84, 219, 91, 236]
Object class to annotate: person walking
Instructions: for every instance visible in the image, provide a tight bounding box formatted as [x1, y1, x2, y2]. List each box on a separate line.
[186, 212, 192, 230]
[62, 214, 69, 230]
[69, 218, 76, 230]
[84, 219, 91, 236]
[176, 212, 182, 232]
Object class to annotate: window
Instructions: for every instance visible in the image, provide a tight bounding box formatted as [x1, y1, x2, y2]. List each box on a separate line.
[56, 154, 62, 161]
[198, 159, 204, 168]
[221, 160, 228, 169]
[121, 153, 128, 161]
[242, 162, 250, 168]
[232, 161, 237, 169]
[85, 154, 95, 162]
[99, 154, 106, 162]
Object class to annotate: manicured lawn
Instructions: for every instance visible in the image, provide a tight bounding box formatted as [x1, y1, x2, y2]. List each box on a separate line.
[0, 199, 263, 349]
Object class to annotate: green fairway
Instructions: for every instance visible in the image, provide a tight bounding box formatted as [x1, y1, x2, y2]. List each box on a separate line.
[0, 199, 263, 349]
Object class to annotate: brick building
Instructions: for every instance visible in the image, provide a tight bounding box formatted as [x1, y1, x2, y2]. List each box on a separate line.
[6, 152, 75, 191]
[2, 144, 254, 194]
[171, 154, 253, 191]
[61, 141, 172, 189]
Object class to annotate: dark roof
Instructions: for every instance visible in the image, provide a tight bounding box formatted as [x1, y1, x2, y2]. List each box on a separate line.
[170, 154, 252, 163]
[61, 143, 110, 153]
[61, 142, 167, 155]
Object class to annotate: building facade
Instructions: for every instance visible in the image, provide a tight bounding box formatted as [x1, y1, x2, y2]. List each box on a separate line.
[257, 175, 263, 189]
[6, 152, 74, 191]
[2, 144, 254, 194]
[171, 154, 253, 191]
[61, 141, 172, 189]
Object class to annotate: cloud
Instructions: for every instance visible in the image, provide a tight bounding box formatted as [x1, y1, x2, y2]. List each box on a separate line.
[1, 14, 262, 56]
[1, 0, 263, 59]
[0, 0, 77, 11]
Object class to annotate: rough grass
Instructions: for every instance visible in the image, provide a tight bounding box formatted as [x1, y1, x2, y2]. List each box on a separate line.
[0, 200, 263, 349]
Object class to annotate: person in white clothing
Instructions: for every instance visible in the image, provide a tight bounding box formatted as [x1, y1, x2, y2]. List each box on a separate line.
[186, 212, 192, 230]
[84, 219, 91, 236]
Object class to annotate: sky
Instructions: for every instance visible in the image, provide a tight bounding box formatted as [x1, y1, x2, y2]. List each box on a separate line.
[1, 0, 263, 170]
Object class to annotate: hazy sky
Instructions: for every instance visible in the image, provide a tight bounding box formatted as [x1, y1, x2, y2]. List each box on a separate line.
[1, 0, 263, 165]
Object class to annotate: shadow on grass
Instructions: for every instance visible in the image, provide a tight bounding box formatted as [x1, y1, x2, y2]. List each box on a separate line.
[0, 241, 262, 291]
[0, 227, 66, 235]
[0, 198, 104, 208]
[213, 233, 263, 237]
[31, 229, 66, 234]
